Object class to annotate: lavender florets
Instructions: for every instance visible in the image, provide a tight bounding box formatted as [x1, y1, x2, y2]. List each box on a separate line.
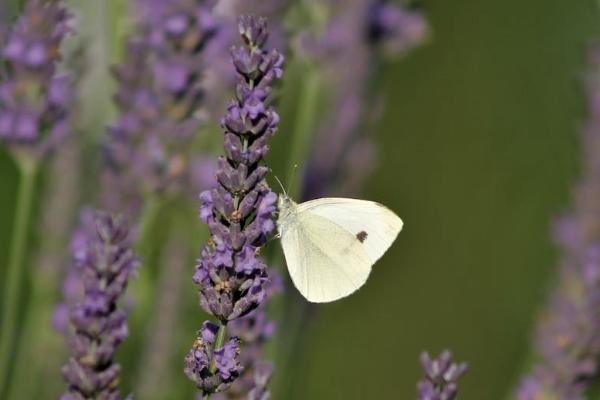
[103, 0, 218, 211]
[185, 322, 243, 393]
[213, 271, 282, 399]
[187, 15, 283, 397]
[367, 0, 428, 56]
[515, 48, 600, 400]
[418, 351, 468, 400]
[61, 212, 139, 400]
[0, 0, 72, 157]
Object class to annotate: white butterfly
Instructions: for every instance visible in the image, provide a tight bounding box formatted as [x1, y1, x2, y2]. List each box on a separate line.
[277, 195, 403, 303]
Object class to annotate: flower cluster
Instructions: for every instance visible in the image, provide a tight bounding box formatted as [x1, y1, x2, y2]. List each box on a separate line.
[367, 0, 428, 56]
[184, 322, 243, 394]
[187, 15, 283, 396]
[213, 272, 282, 399]
[515, 48, 600, 400]
[104, 0, 217, 210]
[53, 209, 93, 335]
[203, 0, 288, 120]
[0, 0, 72, 157]
[418, 351, 468, 400]
[61, 212, 139, 400]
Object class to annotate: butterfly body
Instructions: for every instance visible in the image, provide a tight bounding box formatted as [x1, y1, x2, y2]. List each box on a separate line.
[277, 195, 403, 303]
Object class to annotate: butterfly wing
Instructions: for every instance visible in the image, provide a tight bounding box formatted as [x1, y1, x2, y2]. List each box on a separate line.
[297, 198, 403, 264]
[280, 209, 373, 303]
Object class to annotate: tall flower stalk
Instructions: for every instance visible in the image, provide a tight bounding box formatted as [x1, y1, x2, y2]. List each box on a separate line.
[0, 0, 72, 396]
[8, 135, 82, 399]
[185, 15, 283, 398]
[516, 47, 600, 399]
[61, 212, 139, 399]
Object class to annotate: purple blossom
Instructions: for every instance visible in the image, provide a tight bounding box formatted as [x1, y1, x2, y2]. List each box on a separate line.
[61, 212, 139, 400]
[195, 14, 282, 323]
[0, 0, 72, 157]
[188, 15, 283, 397]
[184, 322, 243, 394]
[103, 0, 217, 212]
[516, 47, 600, 400]
[218, 271, 282, 399]
[203, 0, 288, 117]
[418, 351, 468, 400]
[368, 0, 429, 56]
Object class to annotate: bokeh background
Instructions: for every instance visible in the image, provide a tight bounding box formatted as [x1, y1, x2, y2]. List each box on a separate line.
[2, 0, 600, 399]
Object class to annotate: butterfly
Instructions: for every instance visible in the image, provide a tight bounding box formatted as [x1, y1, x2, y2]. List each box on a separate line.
[277, 195, 403, 303]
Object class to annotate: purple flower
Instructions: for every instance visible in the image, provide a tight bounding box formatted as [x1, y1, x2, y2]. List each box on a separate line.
[368, 0, 428, 56]
[194, 14, 282, 323]
[203, 1, 288, 118]
[219, 271, 281, 399]
[516, 48, 600, 399]
[418, 351, 468, 400]
[0, 0, 72, 157]
[187, 15, 283, 397]
[61, 212, 139, 399]
[184, 322, 243, 394]
[103, 0, 217, 212]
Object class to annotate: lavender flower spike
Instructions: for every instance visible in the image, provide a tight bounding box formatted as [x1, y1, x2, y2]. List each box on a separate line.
[103, 0, 217, 212]
[418, 351, 468, 400]
[61, 212, 139, 400]
[0, 0, 72, 157]
[515, 47, 600, 400]
[187, 15, 283, 397]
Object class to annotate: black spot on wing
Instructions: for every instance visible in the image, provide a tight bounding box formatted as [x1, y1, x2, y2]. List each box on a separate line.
[356, 231, 368, 243]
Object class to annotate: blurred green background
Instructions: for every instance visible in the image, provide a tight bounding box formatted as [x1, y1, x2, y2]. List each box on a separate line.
[2, 0, 600, 399]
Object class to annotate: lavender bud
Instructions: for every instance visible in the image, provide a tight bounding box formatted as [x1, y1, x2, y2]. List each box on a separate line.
[61, 212, 139, 399]
[418, 351, 468, 400]
[184, 322, 243, 393]
[103, 0, 218, 212]
[0, 0, 73, 157]
[367, 1, 428, 56]
[188, 14, 283, 397]
[516, 47, 600, 400]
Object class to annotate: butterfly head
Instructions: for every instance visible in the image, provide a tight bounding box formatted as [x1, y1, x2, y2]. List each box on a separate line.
[276, 193, 297, 232]
[277, 193, 295, 213]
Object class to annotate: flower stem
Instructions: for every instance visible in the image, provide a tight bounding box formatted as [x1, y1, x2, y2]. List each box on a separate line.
[125, 194, 164, 384]
[285, 64, 321, 198]
[131, 195, 163, 319]
[210, 323, 227, 374]
[0, 153, 38, 397]
[202, 323, 227, 400]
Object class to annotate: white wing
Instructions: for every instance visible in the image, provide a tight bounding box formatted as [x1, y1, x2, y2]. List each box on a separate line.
[281, 210, 373, 303]
[297, 198, 403, 264]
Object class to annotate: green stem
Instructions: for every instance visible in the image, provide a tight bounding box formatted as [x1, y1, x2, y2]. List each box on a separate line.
[136, 195, 163, 254]
[0, 154, 37, 398]
[125, 194, 163, 380]
[285, 65, 321, 198]
[210, 323, 227, 374]
[132, 194, 163, 320]
[202, 323, 227, 400]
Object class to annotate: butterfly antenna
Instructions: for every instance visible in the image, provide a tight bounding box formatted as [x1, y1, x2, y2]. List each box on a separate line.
[273, 173, 287, 197]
